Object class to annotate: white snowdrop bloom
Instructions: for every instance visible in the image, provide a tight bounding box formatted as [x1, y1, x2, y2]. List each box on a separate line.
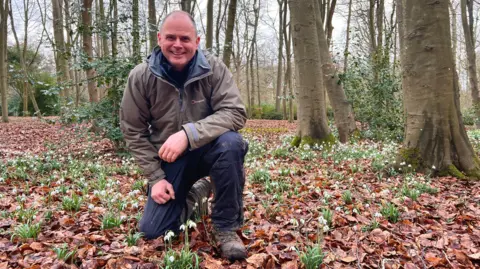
[169, 256, 175, 263]
[365, 203, 370, 208]
[432, 165, 436, 170]
[300, 218, 305, 225]
[335, 206, 342, 212]
[323, 225, 330, 233]
[289, 246, 297, 251]
[12, 188, 17, 195]
[88, 204, 95, 210]
[164, 230, 175, 242]
[187, 220, 197, 229]
[16, 205, 21, 210]
[353, 208, 359, 215]
[408, 164, 412, 168]
[318, 216, 327, 226]
[400, 162, 405, 166]
[93, 190, 99, 195]
[290, 219, 299, 227]
[132, 202, 139, 209]
[100, 190, 106, 196]
[179, 224, 185, 231]
[374, 212, 382, 218]
[348, 177, 354, 182]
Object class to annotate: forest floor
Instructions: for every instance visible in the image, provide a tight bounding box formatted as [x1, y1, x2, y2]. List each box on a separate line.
[0, 117, 479, 269]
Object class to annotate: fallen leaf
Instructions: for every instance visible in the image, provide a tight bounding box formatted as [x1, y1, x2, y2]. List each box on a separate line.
[201, 253, 223, 269]
[281, 260, 298, 269]
[468, 252, 480, 260]
[0, 262, 8, 269]
[246, 253, 268, 268]
[425, 252, 445, 267]
[340, 256, 357, 263]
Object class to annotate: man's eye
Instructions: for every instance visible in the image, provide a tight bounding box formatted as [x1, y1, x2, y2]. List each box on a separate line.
[181, 37, 190, 42]
[166, 36, 175, 41]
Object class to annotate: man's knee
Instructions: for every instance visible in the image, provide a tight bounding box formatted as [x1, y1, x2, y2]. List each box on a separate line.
[215, 131, 248, 156]
[139, 217, 162, 239]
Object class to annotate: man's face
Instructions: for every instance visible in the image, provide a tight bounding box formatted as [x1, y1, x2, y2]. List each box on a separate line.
[158, 14, 200, 71]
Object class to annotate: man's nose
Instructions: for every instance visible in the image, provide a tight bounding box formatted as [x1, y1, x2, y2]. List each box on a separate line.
[173, 38, 182, 47]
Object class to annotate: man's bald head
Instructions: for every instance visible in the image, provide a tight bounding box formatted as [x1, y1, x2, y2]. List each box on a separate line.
[160, 10, 198, 37]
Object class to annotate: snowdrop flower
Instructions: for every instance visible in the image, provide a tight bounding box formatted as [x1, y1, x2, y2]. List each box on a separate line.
[374, 212, 382, 218]
[164, 230, 175, 242]
[169, 256, 175, 263]
[88, 204, 95, 210]
[187, 220, 197, 229]
[179, 224, 185, 231]
[408, 164, 412, 168]
[289, 246, 297, 251]
[318, 216, 327, 226]
[365, 203, 370, 208]
[12, 188, 17, 195]
[202, 197, 208, 203]
[323, 225, 330, 233]
[353, 208, 359, 215]
[132, 202, 139, 209]
[335, 206, 342, 212]
[300, 218, 305, 225]
[432, 165, 436, 170]
[290, 218, 299, 227]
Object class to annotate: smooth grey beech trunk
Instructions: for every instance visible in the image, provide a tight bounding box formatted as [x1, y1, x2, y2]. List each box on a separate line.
[398, 0, 480, 178]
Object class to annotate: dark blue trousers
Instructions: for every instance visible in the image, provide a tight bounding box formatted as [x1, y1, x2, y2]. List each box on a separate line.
[139, 131, 248, 239]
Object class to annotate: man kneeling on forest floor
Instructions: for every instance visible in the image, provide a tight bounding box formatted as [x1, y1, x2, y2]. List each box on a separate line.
[119, 10, 249, 261]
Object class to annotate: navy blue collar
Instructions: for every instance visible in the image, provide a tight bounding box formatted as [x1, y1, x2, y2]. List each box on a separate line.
[147, 46, 212, 88]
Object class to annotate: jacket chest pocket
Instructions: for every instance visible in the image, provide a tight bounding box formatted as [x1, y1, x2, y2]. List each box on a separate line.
[185, 88, 212, 121]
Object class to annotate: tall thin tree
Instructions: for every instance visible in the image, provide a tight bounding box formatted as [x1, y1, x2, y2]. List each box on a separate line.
[0, 0, 9, 122]
[223, 0, 237, 67]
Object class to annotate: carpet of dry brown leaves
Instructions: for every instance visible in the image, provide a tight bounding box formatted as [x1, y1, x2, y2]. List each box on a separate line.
[0, 118, 479, 269]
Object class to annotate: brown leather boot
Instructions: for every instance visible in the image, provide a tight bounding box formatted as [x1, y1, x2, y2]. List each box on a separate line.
[180, 177, 212, 223]
[213, 230, 247, 261]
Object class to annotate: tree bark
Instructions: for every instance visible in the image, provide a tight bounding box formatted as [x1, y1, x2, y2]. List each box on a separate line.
[206, 0, 213, 50]
[289, 0, 332, 146]
[398, 0, 480, 178]
[449, 1, 457, 65]
[82, 0, 98, 103]
[111, 0, 118, 58]
[275, 0, 284, 112]
[223, 0, 237, 67]
[148, 0, 157, 52]
[282, 1, 293, 122]
[325, 0, 336, 46]
[132, 0, 140, 63]
[0, 0, 8, 122]
[343, 0, 353, 73]
[313, 0, 356, 143]
[460, 0, 479, 127]
[181, 0, 196, 15]
[52, 0, 70, 101]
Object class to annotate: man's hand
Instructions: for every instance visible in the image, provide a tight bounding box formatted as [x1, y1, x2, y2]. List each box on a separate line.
[158, 130, 188, 163]
[151, 179, 175, 204]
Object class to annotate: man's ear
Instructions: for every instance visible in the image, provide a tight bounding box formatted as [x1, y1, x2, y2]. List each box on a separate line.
[196, 36, 200, 46]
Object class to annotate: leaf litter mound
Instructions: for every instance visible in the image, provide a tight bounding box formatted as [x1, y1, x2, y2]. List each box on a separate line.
[0, 118, 479, 268]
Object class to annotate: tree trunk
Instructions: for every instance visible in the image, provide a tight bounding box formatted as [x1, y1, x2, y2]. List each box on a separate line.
[275, 0, 284, 112]
[283, 2, 293, 122]
[368, 0, 377, 54]
[325, 0, 336, 46]
[249, 0, 259, 108]
[215, 0, 225, 55]
[98, 0, 109, 57]
[10, 0, 42, 118]
[222, 0, 237, 67]
[460, 0, 479, 128]
[313, 0, 356, 143]
[289, 0, 332, 146]
[449, 1, 457, 65]
[181, 0, 195, 15]
[0, 0, 8, 122]
[82, 0, 98, 103]
[343, 0, 353, 73]
[206, 0, 213, 50]
[132, 0, 140, 63]
[111, 0, 118, 58]
[148, 0, 157, 52]
[398, 0, 480, 178]
[52, 0, 70, 101]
